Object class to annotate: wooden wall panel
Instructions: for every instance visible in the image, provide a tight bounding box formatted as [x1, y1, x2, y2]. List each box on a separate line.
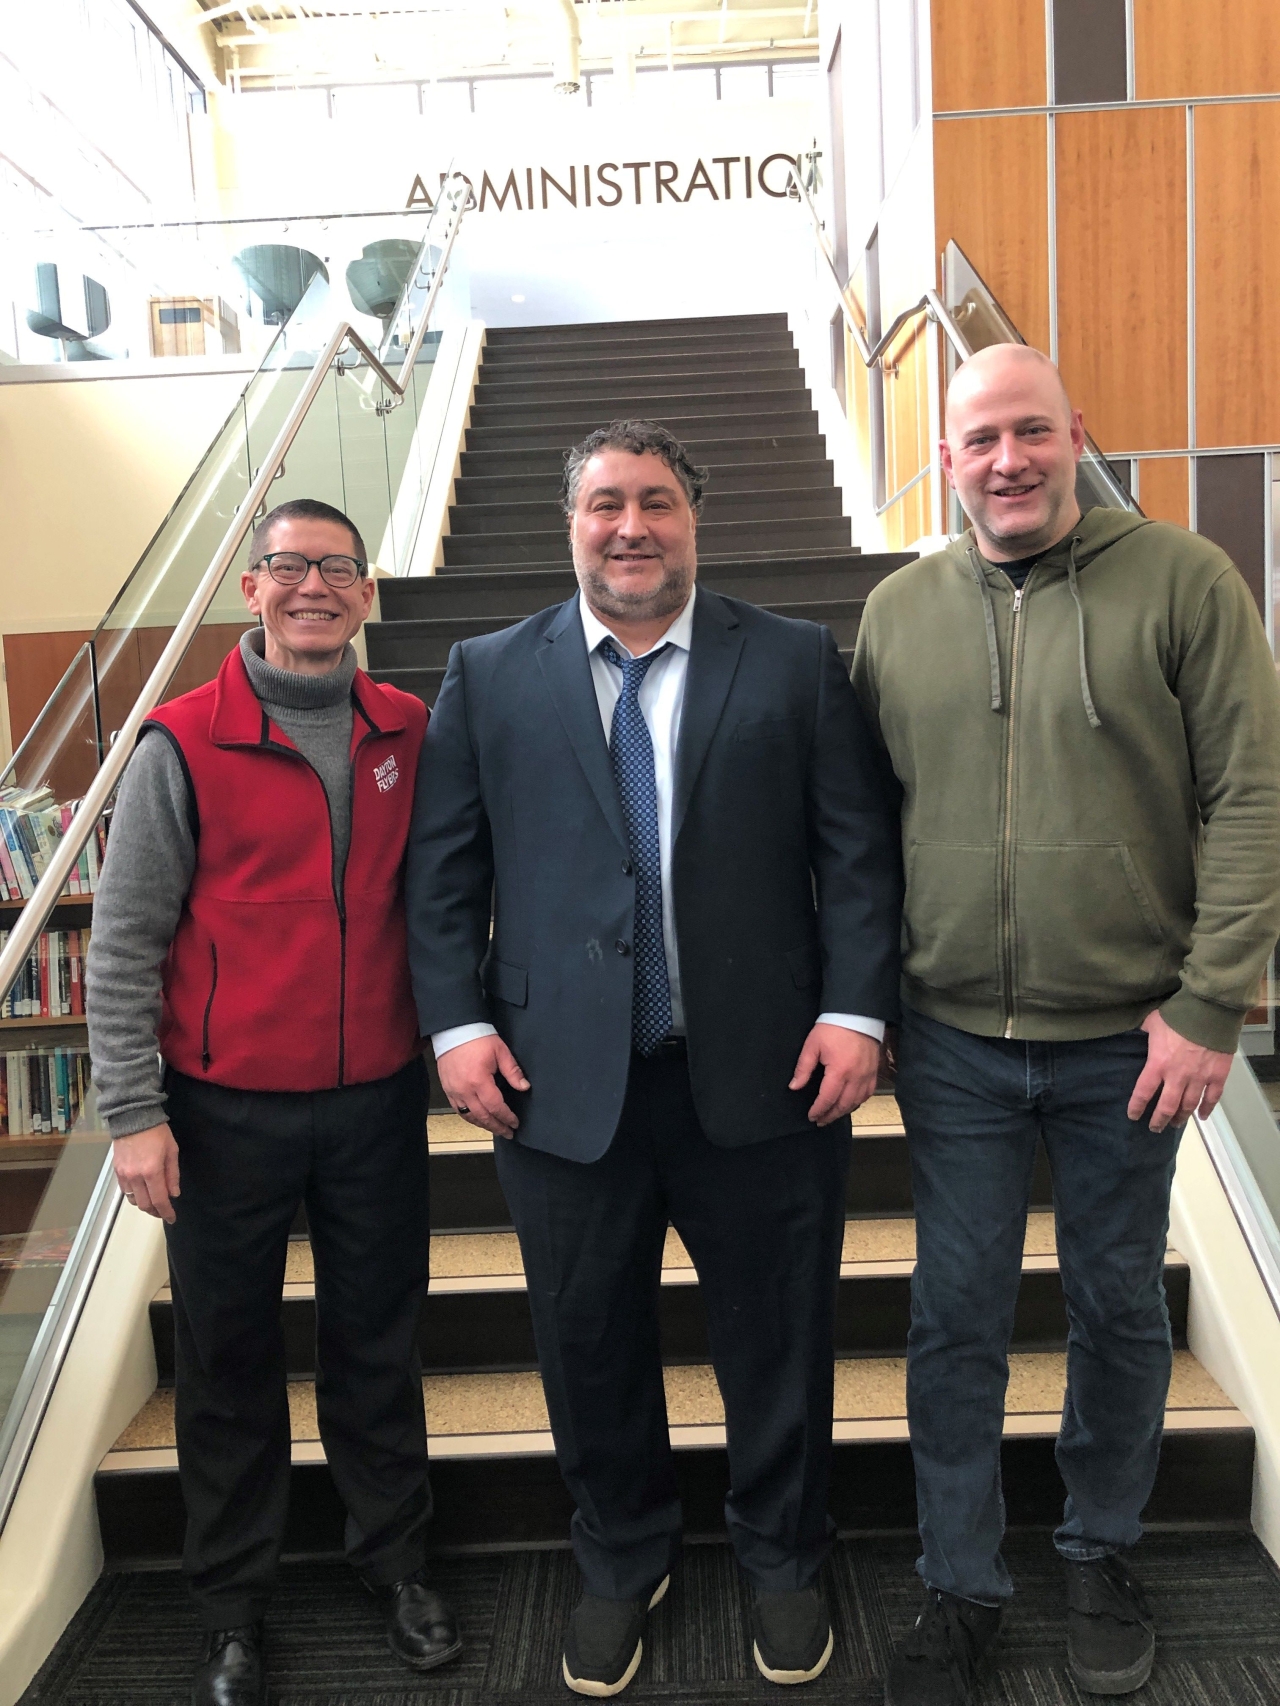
[883, 476, 932, 551]
[884, 318, 931, 499]
[1195, 102, 1280, 449]
[1135, 0, 1280, 99]
[1136, 457, 1190, 528]
[934, 116, 1051, 354]
[931, 0, 1046, 113]
[4, 630, 92, 752]
[1055, 106, 1187, 452]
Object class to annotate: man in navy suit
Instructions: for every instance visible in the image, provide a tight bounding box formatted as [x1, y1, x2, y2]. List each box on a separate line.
[406, 420, 901, 1695]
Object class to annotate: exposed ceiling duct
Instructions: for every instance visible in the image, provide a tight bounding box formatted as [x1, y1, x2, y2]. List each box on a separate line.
[547, 0, 581, 94]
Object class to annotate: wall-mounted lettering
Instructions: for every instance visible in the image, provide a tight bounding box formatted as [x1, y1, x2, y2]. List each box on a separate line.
[405, 152, 819, 213]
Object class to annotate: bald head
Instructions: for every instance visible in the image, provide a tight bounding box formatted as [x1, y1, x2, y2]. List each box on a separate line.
[939, 342, 1085, 561]
[945, 343, 1072, 437]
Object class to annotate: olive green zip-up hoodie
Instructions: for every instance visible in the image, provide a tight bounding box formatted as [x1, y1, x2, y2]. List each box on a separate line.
[852, 507, 1280, 1053]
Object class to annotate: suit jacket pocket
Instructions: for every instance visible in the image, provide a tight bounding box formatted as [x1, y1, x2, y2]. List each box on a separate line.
[902, 841, 1001, 999]
[485, 957, 529, 1009]
[735, 716, 799, 743]
[786, 943, 821, 989]
[1015, 843, 1167, 1008]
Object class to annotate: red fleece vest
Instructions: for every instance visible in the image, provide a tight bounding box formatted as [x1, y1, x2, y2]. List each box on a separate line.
[144, 645, 426, 1092]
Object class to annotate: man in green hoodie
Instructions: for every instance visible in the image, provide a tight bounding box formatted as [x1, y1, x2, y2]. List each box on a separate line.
[854, 343, 1280, 1705]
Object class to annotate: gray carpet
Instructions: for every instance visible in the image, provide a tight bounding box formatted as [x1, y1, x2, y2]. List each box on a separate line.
[21, 1531, 1280, 1704]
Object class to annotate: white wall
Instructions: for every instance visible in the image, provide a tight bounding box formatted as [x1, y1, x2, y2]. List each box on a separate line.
[212, 89, 821, 327]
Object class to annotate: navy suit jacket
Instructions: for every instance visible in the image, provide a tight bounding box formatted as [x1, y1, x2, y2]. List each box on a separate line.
[406, 586, 902, 1162]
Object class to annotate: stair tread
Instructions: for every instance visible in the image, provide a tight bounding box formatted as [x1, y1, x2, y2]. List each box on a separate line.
[105, 1349, 1241, 1461]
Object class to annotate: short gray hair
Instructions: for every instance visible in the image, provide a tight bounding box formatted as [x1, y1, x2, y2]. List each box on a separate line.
[561, 420, 707, 515]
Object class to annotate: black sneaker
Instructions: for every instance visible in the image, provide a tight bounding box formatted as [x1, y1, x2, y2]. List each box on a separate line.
[752, 1586, 834, 1684]
[562, 1575, 669, 1697]
[883, 1589, 1001, 1705]
[1064, 1555, 1155, 1694]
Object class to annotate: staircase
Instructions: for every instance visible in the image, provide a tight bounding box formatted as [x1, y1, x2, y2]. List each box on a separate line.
[363, 312, 916, 705]
[96, 1097, 1251, 1562]
[93, 314, 1254, 1562]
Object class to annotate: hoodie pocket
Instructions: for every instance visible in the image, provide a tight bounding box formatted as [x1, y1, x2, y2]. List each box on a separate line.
[1014, 843, 1168, 1008]
[902, 841, 1002, 999]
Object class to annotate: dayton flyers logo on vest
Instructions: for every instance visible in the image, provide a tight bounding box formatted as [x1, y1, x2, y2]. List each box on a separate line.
[373, 753, 400, 793]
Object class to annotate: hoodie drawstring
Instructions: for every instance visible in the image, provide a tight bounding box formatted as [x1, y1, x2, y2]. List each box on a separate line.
[966, 547, 1003, 713]
[1066, 538, 1102, 730]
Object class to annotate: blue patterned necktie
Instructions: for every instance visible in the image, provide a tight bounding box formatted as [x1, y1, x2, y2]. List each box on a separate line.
[601, 639, 672, 1056]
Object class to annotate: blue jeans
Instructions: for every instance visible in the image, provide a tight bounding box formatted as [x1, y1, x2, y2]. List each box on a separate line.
[895, 1006, 1184, 1605]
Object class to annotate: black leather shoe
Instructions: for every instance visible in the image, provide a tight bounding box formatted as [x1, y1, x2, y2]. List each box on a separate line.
[752, 1586, 834, 1683]
[373, 1571, 463, 1673]
[562, 1575, 669, 1697]
[1064, 1555, 1155, 1694]
[191, 1625, 266, 1706]
[884, 1589, 1001, 1705]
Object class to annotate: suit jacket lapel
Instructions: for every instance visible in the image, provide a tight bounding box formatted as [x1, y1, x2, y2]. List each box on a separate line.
[674, 587, 745, 841]
[537, 593, 629, 852]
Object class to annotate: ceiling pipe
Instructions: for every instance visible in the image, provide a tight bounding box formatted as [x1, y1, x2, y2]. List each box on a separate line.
[546, 0, 582, 92]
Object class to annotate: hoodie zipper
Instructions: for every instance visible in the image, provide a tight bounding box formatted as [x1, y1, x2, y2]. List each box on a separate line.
[1000, 571, 1035, 1039]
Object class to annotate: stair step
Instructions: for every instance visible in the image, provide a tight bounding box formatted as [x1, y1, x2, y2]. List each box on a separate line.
[421, 1096, 1054, 1232]
[150, 1210, 1181, 1382]
[440, 516, 852, 570]
[373, 554, 910, 626]
[446, 488, 845, 536]
[106, 1346, 1233, 1465]
[453, 461, 838, 506]
[484, 312, 790, 350]
[367, 598, 868, 672]
[475, 367, 807, 408]
[464, 408, 820, 453]
[469, 388, 813, 431]
[95, 1349, 1252, 1558]
[478, 340, 799, 379]
[459, 434, 829, 479]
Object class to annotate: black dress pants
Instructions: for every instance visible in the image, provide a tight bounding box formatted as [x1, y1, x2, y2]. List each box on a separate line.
[164, 1057, 431, 1628]
[494, 1046, 851, 1601]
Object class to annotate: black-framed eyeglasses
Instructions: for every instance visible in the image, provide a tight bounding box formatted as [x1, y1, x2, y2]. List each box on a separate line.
[253, 552, 366, 588]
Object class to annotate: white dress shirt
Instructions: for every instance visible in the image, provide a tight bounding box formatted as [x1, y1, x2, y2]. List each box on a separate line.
[432, 590, 885, 1057]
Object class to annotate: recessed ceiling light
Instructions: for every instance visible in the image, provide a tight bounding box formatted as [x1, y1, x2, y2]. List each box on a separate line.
[511, 293, 526, 303]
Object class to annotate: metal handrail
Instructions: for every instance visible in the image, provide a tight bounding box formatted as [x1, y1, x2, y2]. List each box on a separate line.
[0, 172, 470, 1089]
[787, 164, 974, 369]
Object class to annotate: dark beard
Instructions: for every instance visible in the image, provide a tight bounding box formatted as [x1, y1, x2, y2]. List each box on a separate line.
[575, 556, 695, 625]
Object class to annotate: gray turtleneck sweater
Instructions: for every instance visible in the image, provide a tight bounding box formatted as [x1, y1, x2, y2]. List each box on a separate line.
[86, 631, 358, 1138]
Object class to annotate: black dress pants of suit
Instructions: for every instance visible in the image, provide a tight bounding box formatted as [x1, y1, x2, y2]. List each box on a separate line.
[493, 1046, 851, 1602]
[163, 1057, 431, 1629]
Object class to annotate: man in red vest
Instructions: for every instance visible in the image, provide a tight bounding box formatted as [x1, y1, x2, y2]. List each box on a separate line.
[86, 499, 457, 1706]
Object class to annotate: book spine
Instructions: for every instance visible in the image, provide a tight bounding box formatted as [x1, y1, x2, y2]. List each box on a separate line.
[38, 934, 49, 1020]
[69, 931, 82, 1017]
[0, 834, 16, 902]
[0, 814, 34, 900]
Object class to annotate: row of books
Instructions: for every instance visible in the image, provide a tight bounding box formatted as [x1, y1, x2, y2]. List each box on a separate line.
[0, 785, 106, 902]
[0, 928, 90, 1019]
[0, 1048, 91, 1136]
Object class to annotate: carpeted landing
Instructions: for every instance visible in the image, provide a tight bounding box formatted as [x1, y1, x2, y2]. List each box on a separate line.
[22, 1531, 1280, 1706]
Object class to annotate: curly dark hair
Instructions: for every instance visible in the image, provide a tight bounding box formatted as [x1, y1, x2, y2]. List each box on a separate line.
[561, 420, 708, 516]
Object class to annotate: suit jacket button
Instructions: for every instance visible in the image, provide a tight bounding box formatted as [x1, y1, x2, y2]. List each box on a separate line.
[615, 939, 630, 955]
[621, 859, 633, 876]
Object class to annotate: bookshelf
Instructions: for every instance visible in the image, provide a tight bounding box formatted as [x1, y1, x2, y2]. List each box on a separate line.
[0, 896, 93, 915]
[0, 1015, 88, 1031]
